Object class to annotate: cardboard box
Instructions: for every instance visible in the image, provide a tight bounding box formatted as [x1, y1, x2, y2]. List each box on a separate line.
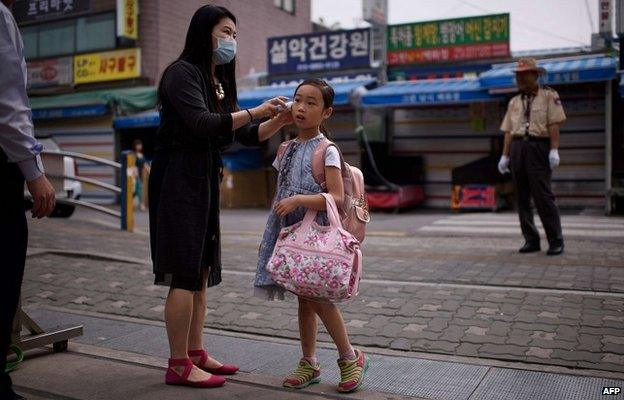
[220, 168, 270, 208]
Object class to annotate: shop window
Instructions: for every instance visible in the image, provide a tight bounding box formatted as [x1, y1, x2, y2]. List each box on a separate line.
[20, 12, 115, 60]
[21, 26, 38, 59]
[275, 0, 295, 14]
[76, 13, 116, 53]
[38, 19, 75, 58]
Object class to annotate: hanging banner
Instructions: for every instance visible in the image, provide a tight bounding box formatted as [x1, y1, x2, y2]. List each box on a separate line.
[117, 0, 138, 40]
[27, 56, 73, 88]
[268, 28, 371, 75]
[387, 13, 510, 65]
[11, 0, 90, 23]
[74, 48, 141, 84]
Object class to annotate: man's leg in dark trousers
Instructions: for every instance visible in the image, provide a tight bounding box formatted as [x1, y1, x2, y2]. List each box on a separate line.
[526, 142, 563, 246]
[0, 152, 28, 398]
[510, 141, 541, 245]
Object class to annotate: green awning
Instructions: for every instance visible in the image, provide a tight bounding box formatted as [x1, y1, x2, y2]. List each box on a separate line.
[29, 86, 157, 113]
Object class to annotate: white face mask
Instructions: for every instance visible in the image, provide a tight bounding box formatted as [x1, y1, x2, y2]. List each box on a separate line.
[212, 35, 237, 65]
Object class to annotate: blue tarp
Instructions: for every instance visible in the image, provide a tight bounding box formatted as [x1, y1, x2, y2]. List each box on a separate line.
[479, 55, 617, 90]
[222, 148, 262, 172]
[360, 78, 502, 107]
[112, 79, 377, 128]
[237, 79, 376, 108]
[113, 111, 160, 129]
[32, 104, 108, 120]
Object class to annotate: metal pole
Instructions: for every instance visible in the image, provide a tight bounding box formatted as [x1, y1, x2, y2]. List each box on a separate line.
[120, 150, 135, 231]
[606, 82, 613, 215]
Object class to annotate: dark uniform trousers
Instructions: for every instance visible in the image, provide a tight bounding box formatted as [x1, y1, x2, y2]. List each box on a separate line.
[0, 149, 28, 395]
[510, 138, 563, 247]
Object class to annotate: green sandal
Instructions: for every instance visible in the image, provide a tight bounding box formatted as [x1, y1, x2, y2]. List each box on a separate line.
[337, 349, 369, 393]
[282, 358, 321, 389]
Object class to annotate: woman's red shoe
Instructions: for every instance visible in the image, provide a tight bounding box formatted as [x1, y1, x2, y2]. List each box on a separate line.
[165, 357, 226, 388]
[188, 349, 240, 375]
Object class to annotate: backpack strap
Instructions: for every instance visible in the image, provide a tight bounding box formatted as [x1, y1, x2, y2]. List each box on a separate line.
[311, 138, 346, 188]
[276, 139, 295, 169]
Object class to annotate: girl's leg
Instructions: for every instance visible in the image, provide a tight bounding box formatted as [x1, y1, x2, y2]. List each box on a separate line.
[282, 297, 322, 389]
[165, 286, 212, 381]
[188, 270, 223, 369]
[311, 302, 367, 393]
[298, 297, 318, 361]
[309, 302, 354, 359]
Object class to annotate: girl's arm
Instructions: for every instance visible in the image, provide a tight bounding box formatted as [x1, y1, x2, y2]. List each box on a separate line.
[274, 165, 344, 217]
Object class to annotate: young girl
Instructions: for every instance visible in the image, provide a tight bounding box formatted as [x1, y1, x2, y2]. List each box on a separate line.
[254, 78, 369, 393]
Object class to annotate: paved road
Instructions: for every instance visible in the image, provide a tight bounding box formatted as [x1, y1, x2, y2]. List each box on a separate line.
[21, 208, 624, 373]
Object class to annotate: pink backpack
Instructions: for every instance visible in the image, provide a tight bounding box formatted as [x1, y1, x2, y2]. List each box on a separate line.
[277, 138, 370, 242]
[267, 193, 362, 302]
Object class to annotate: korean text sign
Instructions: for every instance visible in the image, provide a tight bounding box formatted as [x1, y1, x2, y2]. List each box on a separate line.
[387, 13, 509, 65]
[117, 0, 138, 40]
[74, 48, 140, 84]
[268, 28, 371, 74]
[12, 0, 90, 23]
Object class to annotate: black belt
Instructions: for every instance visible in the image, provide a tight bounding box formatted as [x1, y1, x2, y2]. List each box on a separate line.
[513, 135, 549, 143]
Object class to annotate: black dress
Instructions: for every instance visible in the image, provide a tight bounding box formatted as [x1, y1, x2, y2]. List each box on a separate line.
[149, 60, 260, 291]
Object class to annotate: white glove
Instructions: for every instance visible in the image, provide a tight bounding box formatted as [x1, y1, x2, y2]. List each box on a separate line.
[498, 155, 510, 175]
[549, 149, 560, 170]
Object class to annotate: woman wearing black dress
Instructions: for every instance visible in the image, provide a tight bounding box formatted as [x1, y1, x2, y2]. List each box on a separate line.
[149, 5, 292, 388]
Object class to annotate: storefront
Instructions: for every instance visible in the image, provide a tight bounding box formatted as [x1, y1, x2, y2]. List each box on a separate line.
[479, 54, 617, 210]
[237, 79, 377, 166]
[30, 86, 157, 204]
[361, 78, 505, 208]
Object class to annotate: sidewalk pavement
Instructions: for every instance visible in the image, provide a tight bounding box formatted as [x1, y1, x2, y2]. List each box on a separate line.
[23, 213, 624, 373]
[11, 306, 624, 400]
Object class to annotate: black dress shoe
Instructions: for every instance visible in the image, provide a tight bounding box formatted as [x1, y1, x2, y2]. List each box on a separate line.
[519, 242, 541, 253]
[547, 243, 564, 256]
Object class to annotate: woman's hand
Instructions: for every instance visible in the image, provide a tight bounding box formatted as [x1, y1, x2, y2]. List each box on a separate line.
[273, 106, 294, 127]
[257, 106, 293, 142]
[252, 96, 289, 119]
[274, 195, 300, 217]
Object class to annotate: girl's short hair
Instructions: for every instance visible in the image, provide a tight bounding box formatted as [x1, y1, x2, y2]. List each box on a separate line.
[294, 79, 335, 138]
[295, 78, 335, 109]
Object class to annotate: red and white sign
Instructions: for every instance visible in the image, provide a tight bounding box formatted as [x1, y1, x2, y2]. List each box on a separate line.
[599, 0, 613, 34]
[27, 57, 73, 88]
[388, 42, 510, 65]
[451, 185, 496, 210]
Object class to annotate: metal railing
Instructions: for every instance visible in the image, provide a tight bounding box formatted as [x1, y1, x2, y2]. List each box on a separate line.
[39, 149, 136, 231]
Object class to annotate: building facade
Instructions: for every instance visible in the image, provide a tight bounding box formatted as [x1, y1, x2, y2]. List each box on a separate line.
[11, 0, 310, 202]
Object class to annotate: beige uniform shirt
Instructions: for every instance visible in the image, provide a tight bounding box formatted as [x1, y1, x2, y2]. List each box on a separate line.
[500, 87, 566, 138]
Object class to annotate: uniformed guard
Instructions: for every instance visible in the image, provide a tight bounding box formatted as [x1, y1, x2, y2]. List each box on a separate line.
[497, 57, 565, 256]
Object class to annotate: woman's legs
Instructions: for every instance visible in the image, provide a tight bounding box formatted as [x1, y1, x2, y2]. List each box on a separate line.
[298, 298, 318, 361]
[188, 270, 223, 369]
[308, 301, 354, 359]
[165, 287, 193, 359]
[164, 285, 212, 381]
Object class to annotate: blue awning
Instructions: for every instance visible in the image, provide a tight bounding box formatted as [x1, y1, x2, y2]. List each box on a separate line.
[237, 79, 376, 108]
[32, 104, 109, 120]
[361, 78, 502, 107]
[480, 55, 617, 90]
[114, 110, 160, 129]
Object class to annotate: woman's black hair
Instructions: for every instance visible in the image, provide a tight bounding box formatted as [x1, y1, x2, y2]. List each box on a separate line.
[294, 78, 335, 138]
[157, 5, 238, 112]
